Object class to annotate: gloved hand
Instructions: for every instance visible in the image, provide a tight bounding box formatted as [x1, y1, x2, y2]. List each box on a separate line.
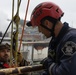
[41, 71, 49, 75]
[17, 52, 23, 63]
[17, 52, 28, 66]
[40, 57, 53, 69]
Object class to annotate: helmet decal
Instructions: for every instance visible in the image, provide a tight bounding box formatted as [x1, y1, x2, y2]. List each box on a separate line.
[33, 9, 42, 19]
[32, 3, 42, 15]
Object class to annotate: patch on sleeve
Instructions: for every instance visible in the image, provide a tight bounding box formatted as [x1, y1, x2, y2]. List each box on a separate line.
[62, 41, 76, 55]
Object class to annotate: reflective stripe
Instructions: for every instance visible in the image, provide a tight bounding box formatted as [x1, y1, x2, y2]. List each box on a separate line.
[49, 63, 55, 75]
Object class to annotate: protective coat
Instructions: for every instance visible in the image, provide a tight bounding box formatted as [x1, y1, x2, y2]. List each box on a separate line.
[48, 22, 76, 75]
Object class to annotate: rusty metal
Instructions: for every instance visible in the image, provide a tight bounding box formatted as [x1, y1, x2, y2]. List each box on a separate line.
[0, 64, 44, 75]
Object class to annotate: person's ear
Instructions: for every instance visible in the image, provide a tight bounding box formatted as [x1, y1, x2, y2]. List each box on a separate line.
[44, 20, 51, 28]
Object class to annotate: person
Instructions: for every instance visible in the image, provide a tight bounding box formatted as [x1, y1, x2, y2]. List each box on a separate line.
[26, 1, 76, 75]
[0, 43, 10, 69]
[0, 43, 29, 75]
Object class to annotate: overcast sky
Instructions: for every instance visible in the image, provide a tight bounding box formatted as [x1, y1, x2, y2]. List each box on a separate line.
[0, 0, 76, 32]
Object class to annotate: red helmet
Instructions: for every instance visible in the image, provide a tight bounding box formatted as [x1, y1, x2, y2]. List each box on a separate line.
[28, 2, 64, 26]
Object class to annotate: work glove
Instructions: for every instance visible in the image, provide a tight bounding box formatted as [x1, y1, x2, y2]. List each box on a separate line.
[17, 52, 23, 63]
[40, 57, 53, 69]
[40, 57, 53, 75]
[17, 52, 28, 66]
[41, 71, 49, 75]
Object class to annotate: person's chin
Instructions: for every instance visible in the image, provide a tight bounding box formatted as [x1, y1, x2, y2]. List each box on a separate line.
[3, 58, 9, 62]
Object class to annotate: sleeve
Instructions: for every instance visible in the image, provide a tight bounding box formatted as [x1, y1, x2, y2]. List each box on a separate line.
[49, 38, 76, 75]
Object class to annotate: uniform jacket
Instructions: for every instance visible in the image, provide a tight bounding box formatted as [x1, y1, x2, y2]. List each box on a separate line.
[48, 22, 76, 75]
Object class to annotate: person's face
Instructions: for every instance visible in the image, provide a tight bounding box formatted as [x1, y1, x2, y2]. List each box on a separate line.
[38, 20, 53, 38]
[0, 49, 10, 62]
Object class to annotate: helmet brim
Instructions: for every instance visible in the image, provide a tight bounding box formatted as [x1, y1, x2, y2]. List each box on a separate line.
[26, 21, 32, 27]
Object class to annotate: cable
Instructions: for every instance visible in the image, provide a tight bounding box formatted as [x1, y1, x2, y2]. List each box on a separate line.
[18, 0, 30, 51]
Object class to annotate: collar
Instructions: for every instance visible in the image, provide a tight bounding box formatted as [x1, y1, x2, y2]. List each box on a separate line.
[0, 62, 10, 68]
[56, 22, 69, 40]
[50, 22, 70, 48]
[3, 63, 9, 68]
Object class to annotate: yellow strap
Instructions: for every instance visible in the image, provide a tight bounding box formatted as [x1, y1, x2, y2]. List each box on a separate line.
[13, 0, 21, 67]
[10, 0, 21, 67]
[10, 0, 15, 67]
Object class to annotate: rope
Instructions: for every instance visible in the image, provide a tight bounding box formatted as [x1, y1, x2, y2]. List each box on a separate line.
[18, 0, 30, 51]
[0, 20, 13, 44]
[0, 0, 21, 67]
[10, 0, 15, 67]
[10, 0, 21, 67]
[12, 0, 21, 67]
[0, 0, 21, 44]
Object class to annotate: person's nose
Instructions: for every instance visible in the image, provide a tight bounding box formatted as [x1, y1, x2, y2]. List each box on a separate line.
[4, 50, 8, 54]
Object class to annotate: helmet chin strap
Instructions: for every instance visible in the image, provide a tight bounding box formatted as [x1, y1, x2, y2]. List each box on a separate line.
[41, 24, 55, 37]
[40, 16, 58, 37]
[51, 24, 55, 37]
